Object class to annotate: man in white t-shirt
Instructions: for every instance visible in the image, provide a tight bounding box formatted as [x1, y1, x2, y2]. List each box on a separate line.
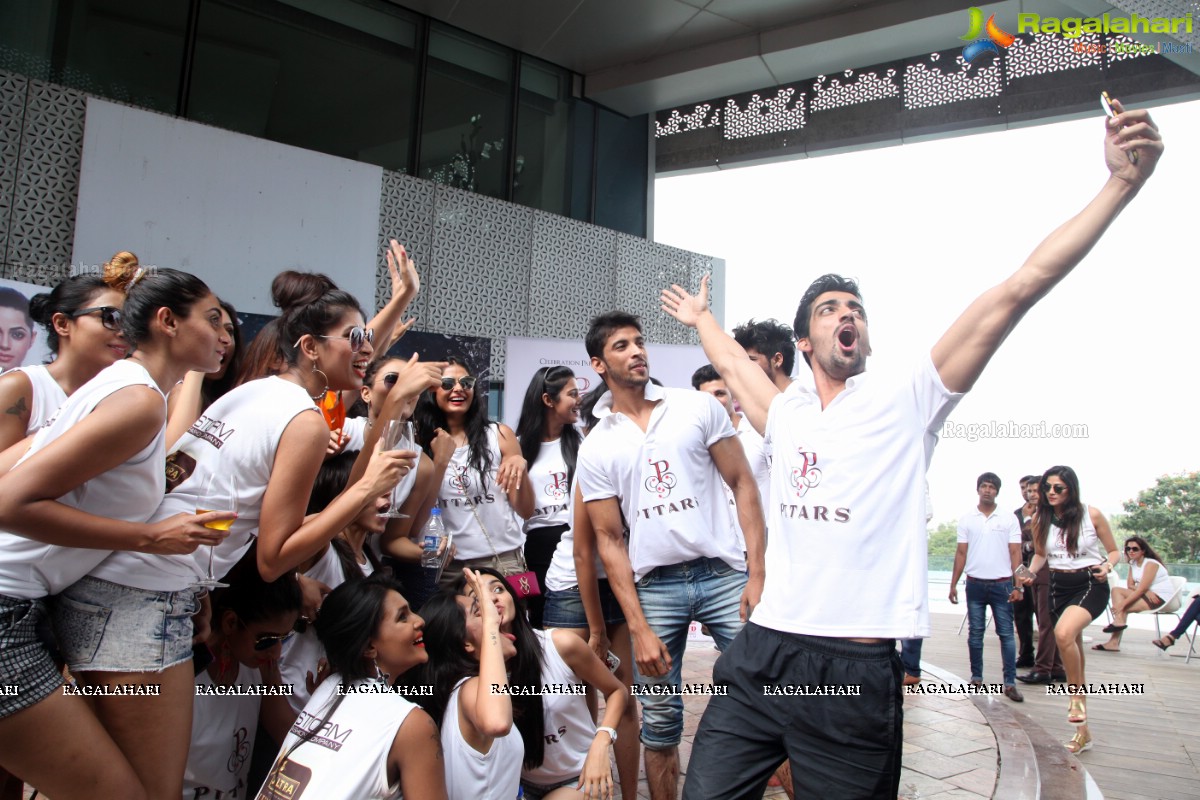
[661, 105, 1163, 798]
[576, 312, 766, 800]
[948, 472, 1024, 701]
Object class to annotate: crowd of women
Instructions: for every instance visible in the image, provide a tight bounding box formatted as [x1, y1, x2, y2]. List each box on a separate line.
[0, 242, 635, 800]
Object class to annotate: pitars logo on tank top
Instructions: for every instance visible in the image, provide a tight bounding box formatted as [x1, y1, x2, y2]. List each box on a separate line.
[638, 457, 700, 519]
[545, 471, 569, 500]
[440, 465, 496, 508]
[780, 446, 850, 523]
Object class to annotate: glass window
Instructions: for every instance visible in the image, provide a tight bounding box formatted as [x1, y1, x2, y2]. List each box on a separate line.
[594, 109, 648, 237]
[187, 0, 419, 172]
[0, 0, 189, 113]
[419, 25, 513, 199]
[513, 57, 572, 215]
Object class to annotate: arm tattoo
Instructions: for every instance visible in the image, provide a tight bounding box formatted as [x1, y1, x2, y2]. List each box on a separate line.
[4, 396, 27, 417]
[426, 715, 444, 762]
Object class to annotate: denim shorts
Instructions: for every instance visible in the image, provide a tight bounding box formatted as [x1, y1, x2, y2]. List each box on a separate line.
[543, 579, 626, 628]
[0, 594, 64, 719]
[52, 576, 200, 672]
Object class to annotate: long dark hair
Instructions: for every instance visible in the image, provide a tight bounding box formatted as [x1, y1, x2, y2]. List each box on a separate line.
[211, 543, 302, 624]
[414, 356, 494, 487]
[1124, 535, 1163, 565]
[27, 274, 109, 354]
[306, 450, 383, 578]
[235, 318, 283, 386]
[201, 299, 243, 407]
[516, 366, 582, 487]
[412, 569, 546, 770]
[268, 574, 408, 785]
[1034, 465, 1085, 557]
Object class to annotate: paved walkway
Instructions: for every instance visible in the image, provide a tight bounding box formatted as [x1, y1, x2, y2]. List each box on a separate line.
[627, 608, 1197, 799]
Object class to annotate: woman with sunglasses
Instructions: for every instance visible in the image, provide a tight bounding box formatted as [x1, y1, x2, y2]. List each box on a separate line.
[186, 547, 302, 798]
[1020, 466, 1119, 754]
[259, 573, 445, 800]
[51, 273, 436, 799]
[416, 358, 533, 589]
[0, 262, 232, 800]
[515, 366, 581, 628]
[1094, 536, 1172, 652]
[0, 254, 133, 451]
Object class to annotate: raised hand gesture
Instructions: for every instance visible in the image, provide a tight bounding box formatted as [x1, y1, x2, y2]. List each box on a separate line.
[660, 275, 711, 329]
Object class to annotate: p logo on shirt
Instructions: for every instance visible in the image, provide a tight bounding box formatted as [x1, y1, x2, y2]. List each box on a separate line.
[644, 459, 677, 499]
[789, 448, 822, 498]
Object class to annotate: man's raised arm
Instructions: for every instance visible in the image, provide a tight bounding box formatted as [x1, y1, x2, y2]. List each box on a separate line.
[933, 100, 1162, 393]
[661, 276, 780, 435]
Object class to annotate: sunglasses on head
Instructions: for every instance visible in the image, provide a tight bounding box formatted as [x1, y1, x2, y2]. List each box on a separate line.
[1043, 483, 1067, 494]
[70, 306, 122, 332]
[318, 326, 375, 353]
[441, 376, 477, 391]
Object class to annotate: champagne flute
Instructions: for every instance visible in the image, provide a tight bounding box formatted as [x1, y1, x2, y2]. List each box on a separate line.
[193, 472, 237, 589]
[378, 420, 415, 519]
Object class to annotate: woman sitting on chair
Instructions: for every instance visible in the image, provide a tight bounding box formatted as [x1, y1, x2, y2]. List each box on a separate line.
[1095, 536, 1173, 652]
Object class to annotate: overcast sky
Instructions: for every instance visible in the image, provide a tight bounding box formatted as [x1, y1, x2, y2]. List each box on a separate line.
[654, 97, 1200, 526]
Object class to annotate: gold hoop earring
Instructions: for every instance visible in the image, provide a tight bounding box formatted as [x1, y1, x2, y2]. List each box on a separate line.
[310, 361, 330, 401]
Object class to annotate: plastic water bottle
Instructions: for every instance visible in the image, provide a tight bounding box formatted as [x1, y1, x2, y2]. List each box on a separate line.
[421, 507, 448, 576]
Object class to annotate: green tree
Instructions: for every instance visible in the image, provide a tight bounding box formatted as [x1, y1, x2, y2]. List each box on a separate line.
[928, 521, 959, 557]
[1121, 472, 1200, 563]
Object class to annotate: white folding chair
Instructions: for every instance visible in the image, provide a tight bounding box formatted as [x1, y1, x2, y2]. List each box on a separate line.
[1150, 576, 1188, 639]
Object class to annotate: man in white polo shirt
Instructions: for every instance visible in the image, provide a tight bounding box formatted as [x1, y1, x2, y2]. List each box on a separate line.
[949, 472, 1024, 701]
[576, 312, 766, 800]
[661, 104, 1162, 798]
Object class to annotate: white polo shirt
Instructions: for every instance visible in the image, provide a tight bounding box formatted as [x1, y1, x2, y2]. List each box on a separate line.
[957, 506, 1021, 580]
[576, 383, 744, 582]
[751, 355, 962, 639]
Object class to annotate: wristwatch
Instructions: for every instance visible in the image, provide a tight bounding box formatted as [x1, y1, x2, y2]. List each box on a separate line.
[596, 726, 618, 744]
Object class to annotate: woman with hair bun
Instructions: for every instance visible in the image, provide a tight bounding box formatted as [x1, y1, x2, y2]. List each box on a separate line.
[0, 261, 233, 800]
[52, 269, 440, 799]
[0, 253, 134, 450]
[259, 573, 445, 800]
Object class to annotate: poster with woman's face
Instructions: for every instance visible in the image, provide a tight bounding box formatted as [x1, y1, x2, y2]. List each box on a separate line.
[0, 278, 54, 373]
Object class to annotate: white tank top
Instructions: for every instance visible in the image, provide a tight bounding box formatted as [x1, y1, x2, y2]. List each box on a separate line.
[87, 376, 320, 591]
[544, 491, 608, 592]
[1132, 558, 1173, 601]
[521, 630, 596, 785]
[523, 440, 571, 530]
[442, 677, 523, 800]
[280, 545, 352, 715]
[11, 364, 67, 434]
[436, 425, 525, 560]
[259, 676, 414, 800]
[184, 664, 264, 799]
[1047, 507, 1103, 570]
[0, 359, 167, 599]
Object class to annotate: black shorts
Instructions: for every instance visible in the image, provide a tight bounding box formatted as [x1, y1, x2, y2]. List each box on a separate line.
[682, 623, 902, 800]
[0, 595, 65, 719]
[1050, 569, 1110, 622]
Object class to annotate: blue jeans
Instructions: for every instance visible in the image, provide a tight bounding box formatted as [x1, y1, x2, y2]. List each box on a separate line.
[966, 577, 1016, 686]
[635, 556, 746, 749]
[900, 638, 922, 677]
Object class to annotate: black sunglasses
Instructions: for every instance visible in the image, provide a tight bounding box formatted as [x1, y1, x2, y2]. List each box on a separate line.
[252, 630, 295, 651]
[383, 372, 399, 388]
[1124, 545, 1141, 553]
[441, 376, 477, 391]
[1043, 483, 1068, 494]
[69, 306, 122, 332]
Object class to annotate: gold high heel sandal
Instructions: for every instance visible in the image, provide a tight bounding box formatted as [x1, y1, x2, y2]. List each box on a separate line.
[1067, 696, 1087, 725]
[1065, 730, 1092, 754]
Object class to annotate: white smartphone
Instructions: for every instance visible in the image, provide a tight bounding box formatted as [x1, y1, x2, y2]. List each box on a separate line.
[605, 651, 620, 672]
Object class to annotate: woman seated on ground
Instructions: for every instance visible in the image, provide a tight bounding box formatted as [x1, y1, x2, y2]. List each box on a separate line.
[258, 573, 445, 800]
[1153, 593, 1200, 651]
[465, 567, 627, 800]
[1095, 536, 1174, 652]
[413, 570, 524, 800]
[186, 548, 301, 798]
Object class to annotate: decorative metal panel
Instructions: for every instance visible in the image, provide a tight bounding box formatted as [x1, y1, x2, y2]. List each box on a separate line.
[1109, 0, 1199, 47]
[429, 185, 533, 380]
[528, 211, 616, 340]
[1005, 35, 1102, 83]
[7, 79, 86, 282]
[615, 234, 704, 348]
[1107, 34, 1162, 63]
[904, 53, 1002, 110]
[811, 69, 900, 112]
[723, 88, 806, 140]
[655, 103, 720, 138]
[375, 170, 435, 322]
[0, 70, 28, 269]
